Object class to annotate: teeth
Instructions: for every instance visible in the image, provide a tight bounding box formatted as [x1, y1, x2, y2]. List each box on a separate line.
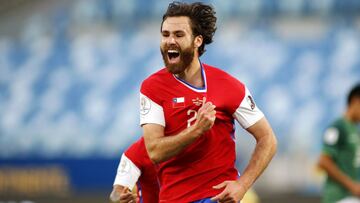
[168, 50, 179, 53]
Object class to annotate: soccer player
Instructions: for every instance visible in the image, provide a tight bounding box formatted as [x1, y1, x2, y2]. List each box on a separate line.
[110, 137, 159, 203]
[318, 83, 360, 203]
[139, 2, 277, 203]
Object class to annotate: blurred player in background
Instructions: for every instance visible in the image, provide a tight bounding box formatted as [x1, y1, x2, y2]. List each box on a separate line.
[140, 2, 277, 202]
[318, 83, 360, 203]
[109, 137, 262, 203]
[109, 135, 261, 203]
[110, 137, 159, 203]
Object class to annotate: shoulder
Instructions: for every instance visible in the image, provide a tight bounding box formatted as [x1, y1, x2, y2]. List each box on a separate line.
[204, 63, 246, 96]
[204, 64, 251, 114]
[140, 68, 170, 103]
[141, 68, 172, 97]
[125, 138, 155, 173]
[330, 118, 346, 133]
[204, 63, 245, 88]
[323, 118, 344, 146]
[141, 68, 169, 87]
[124, 138, 146, 166]
[125, 138, 143, 154]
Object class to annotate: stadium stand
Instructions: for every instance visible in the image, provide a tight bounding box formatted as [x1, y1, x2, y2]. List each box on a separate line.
[0, 0, 359, 201]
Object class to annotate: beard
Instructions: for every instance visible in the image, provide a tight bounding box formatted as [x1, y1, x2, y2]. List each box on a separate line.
[160, 43, 195, 75]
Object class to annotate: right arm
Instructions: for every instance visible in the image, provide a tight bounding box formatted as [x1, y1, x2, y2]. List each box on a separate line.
[318, 153, 360, 197]
[143, 99, 216, 164]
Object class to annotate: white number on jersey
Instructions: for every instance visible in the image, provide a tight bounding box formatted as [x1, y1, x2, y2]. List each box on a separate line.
[187, 109, 197, 128]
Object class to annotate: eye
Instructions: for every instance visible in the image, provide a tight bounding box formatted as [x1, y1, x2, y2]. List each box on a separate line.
[162, 32, 169, 37]
[175, 31, 185, 37]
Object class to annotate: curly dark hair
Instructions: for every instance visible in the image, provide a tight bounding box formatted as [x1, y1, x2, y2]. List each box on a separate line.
[348, 83, 360, 105]
[161, 1, 217, 56]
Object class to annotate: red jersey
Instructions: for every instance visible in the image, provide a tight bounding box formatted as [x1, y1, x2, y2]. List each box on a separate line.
[140, 63, 264, 202]
[114, 137, 159, 203]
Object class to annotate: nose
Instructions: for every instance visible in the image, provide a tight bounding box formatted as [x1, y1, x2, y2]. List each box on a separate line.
[167, 36, 176, 45]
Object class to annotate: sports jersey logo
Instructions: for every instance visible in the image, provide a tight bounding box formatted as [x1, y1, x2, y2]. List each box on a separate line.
[119, 158, 130, 174]
[192, 97, 204, 106]
[246, 95, 255, 110]
[172, 97, 185, 108]
[324, 128, 339, 145]
[140, 96, 151, 115]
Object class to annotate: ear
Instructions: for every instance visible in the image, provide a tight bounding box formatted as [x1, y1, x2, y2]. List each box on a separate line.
[194, 35, 203, 48]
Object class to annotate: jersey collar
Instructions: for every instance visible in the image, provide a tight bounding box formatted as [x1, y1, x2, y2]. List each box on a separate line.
[172, 61, 207, 93]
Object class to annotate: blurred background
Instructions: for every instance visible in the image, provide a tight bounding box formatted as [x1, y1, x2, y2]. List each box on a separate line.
[0, 0, 359, 202]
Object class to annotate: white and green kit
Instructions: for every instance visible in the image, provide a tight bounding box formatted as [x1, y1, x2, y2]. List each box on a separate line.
[322, 118, 360, 203]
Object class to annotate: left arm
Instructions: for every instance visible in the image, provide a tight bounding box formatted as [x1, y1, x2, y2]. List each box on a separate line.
[238, 117, 277, 192]
[212, 117, 277, 202]
[110, 185, 138, 203]
[110, 152, 141, 203]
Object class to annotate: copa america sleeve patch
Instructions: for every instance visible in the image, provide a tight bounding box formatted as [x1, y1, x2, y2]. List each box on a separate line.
[140, 93, 165, 127]
[323, 127, 339, 145]
[113, 154, 141, 189]
[233, 87, 264, 129]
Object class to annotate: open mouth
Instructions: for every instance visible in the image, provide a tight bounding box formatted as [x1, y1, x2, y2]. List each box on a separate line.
[167, 50, 180, 63]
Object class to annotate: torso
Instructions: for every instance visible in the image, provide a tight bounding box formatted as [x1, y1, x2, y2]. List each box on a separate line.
[322, 118, 360, 203]
[140, 63, 263, 202]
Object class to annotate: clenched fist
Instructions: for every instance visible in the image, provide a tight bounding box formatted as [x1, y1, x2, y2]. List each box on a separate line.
[194, 97, 216, 134]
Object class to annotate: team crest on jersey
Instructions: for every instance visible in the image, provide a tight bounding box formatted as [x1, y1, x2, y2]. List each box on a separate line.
[192, 97, 204, 106]
[246, 95, 255, 110]
[324, 128, 339, 145]
[140, 96, 151, 115]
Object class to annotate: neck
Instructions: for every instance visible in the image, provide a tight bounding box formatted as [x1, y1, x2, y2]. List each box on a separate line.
[344, 108, 355, 123]
[176, 58, 203, 88]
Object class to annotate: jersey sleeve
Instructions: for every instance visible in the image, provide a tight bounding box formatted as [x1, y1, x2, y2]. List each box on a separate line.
[233, 86, 264, 129]
[124, 138, 146, 169]
[322, 127, 341, 158]
[113, 153, 141, 190]
[140, 79, 165, 127]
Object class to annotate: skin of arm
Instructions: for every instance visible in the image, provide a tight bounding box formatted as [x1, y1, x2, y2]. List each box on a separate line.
[143, 100, 216, 164]
[211, 117, 278, 202]
[110, 185, 138, 203]
[318, 153, 360, 197]
[237, 117, 278, 191]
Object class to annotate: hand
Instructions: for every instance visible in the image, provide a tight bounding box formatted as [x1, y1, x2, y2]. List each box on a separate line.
[211, 181, 246, 203]
[194, 97, 216, 133]
[349, 182, 360, 197]
[119, 189, 138, 203]
[110, 186, 138, 203]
